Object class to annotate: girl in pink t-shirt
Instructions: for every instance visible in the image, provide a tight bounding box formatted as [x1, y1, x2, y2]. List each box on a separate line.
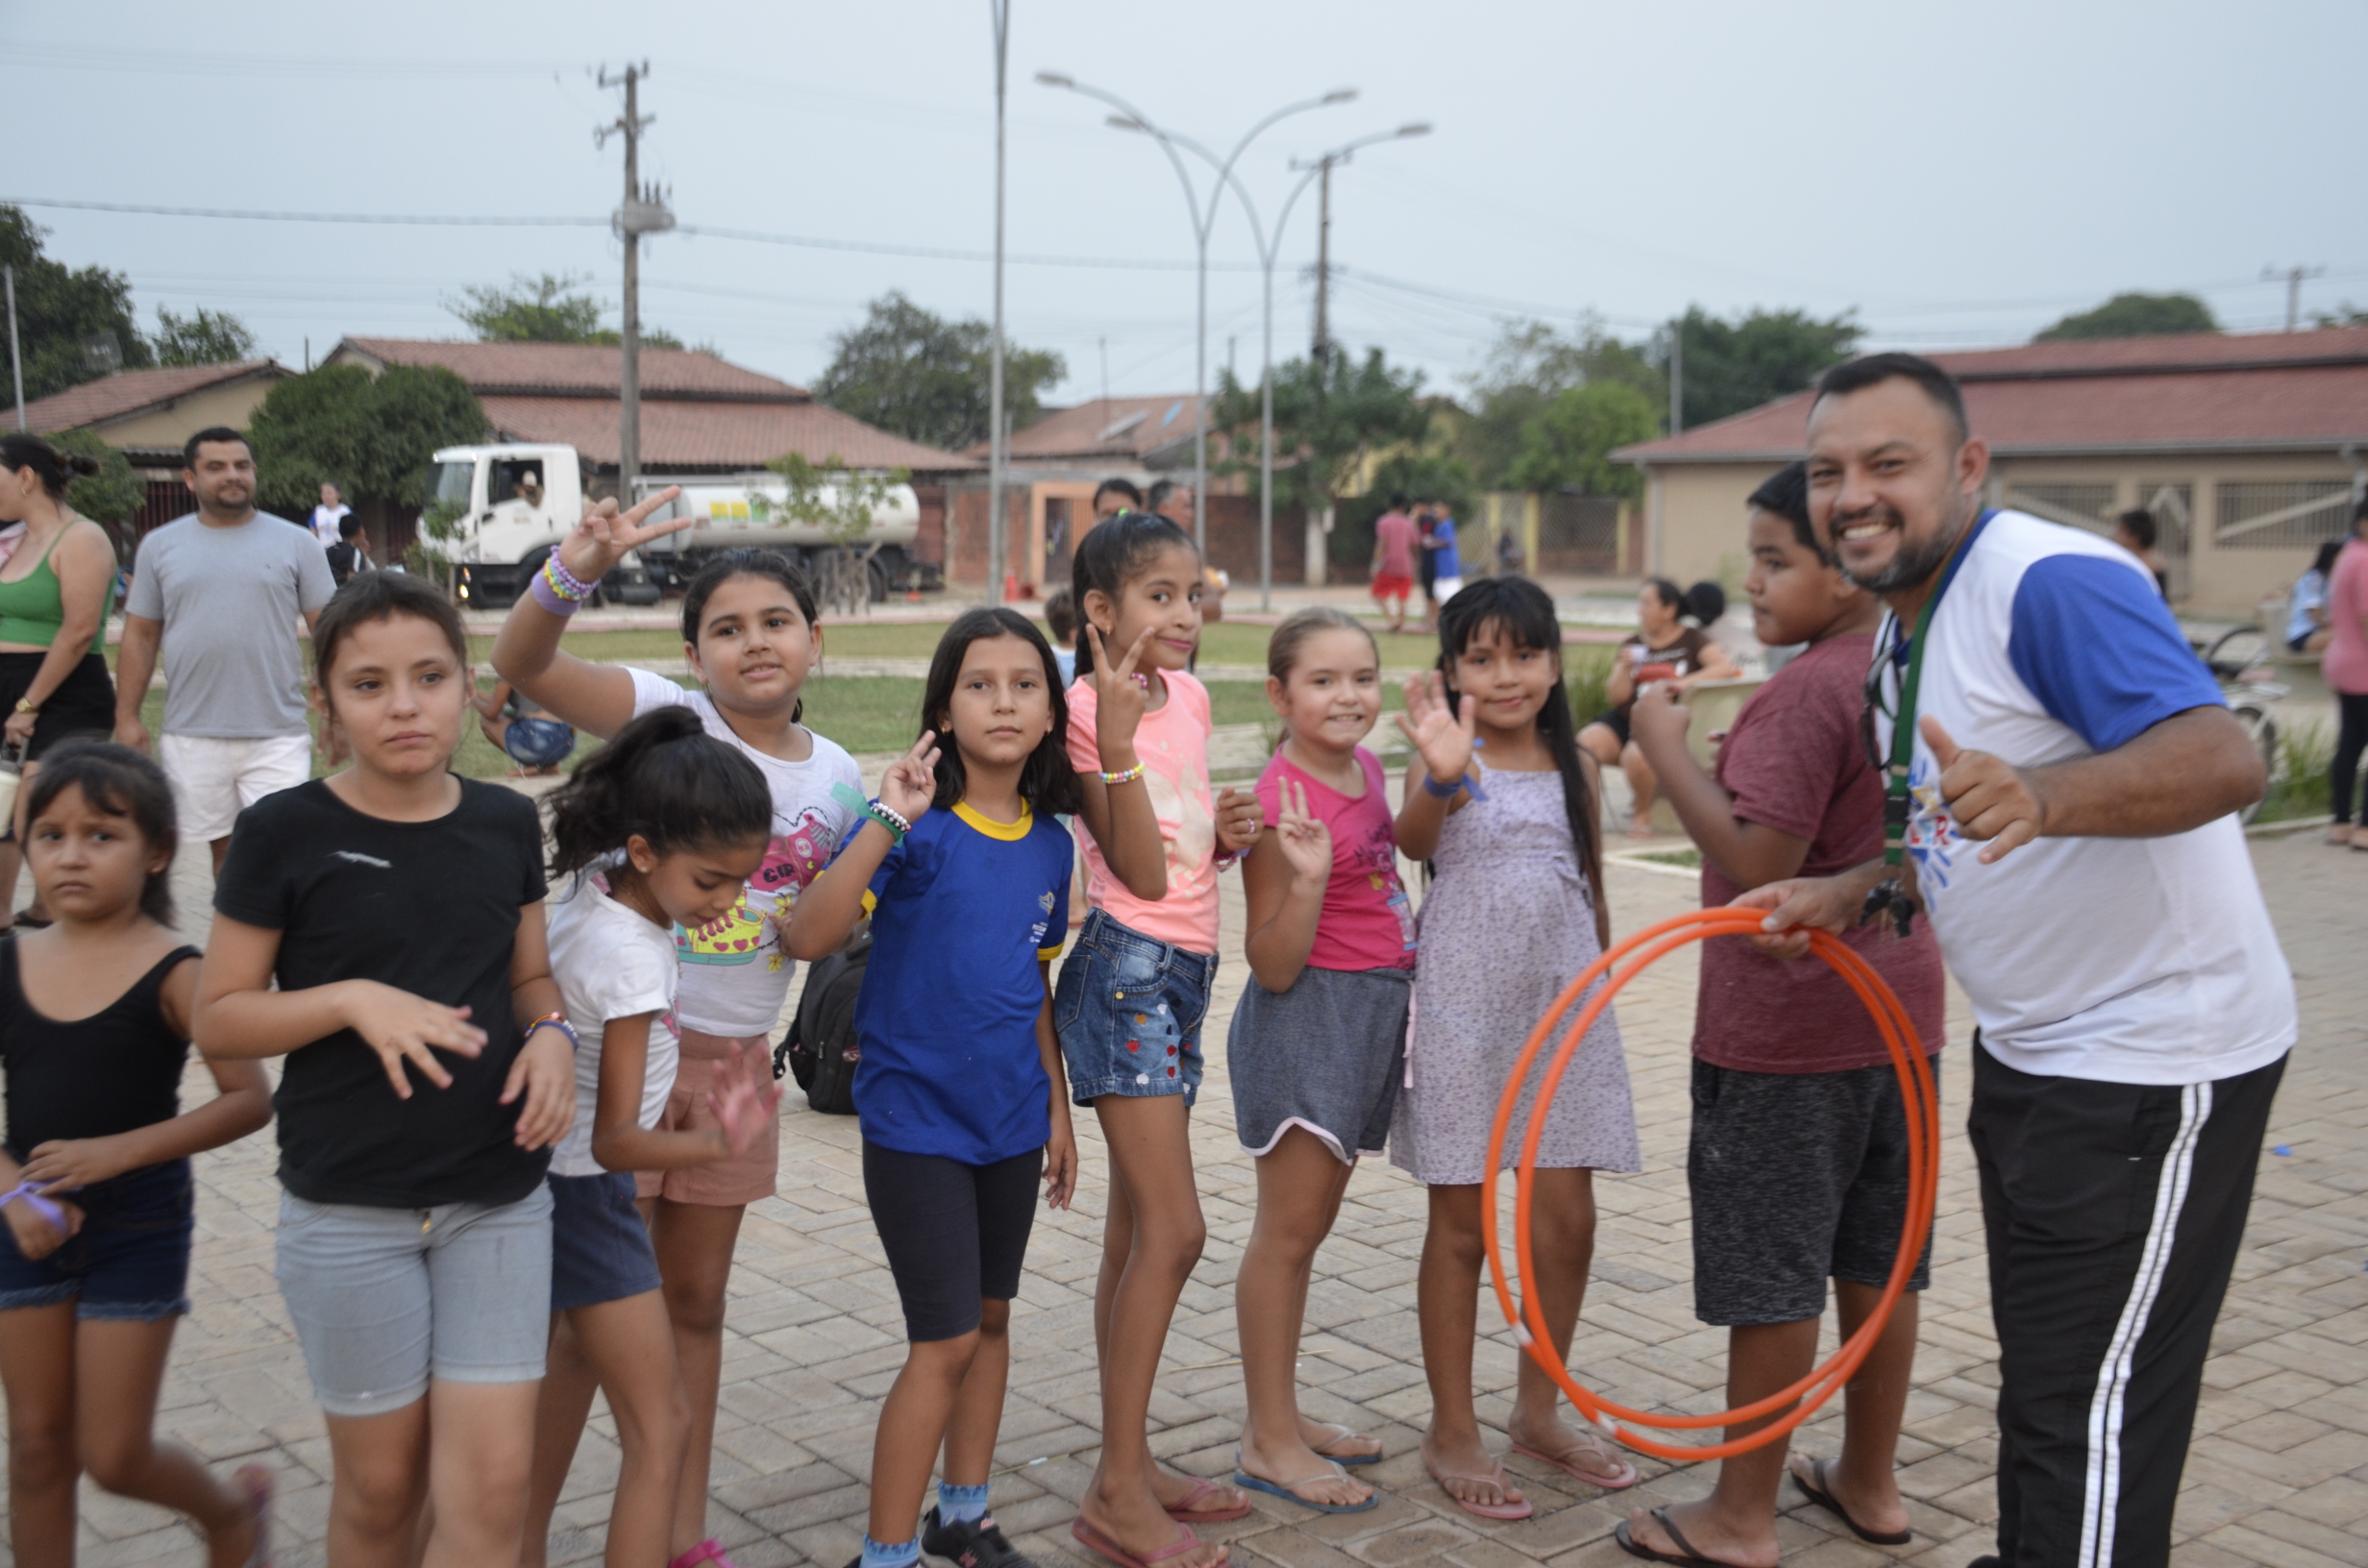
[1055, 511, 1263, 1568]
[1226, 607, 1415, 1512]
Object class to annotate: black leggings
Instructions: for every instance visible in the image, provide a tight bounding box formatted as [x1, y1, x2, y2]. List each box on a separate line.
[2334, 692, 2368, 824]
[861, 1139, 1042, 1342]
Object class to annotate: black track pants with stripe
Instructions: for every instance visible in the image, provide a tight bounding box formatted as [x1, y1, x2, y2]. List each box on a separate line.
[1967, 1042, 2285, 1568]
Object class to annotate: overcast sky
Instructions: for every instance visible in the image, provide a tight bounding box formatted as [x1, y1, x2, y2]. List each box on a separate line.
[12, 0, 2367, 410]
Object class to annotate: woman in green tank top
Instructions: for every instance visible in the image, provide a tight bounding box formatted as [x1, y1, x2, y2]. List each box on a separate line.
[0, 434, 123, 926]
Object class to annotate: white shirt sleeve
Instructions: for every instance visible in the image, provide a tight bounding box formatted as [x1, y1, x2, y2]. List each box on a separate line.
[627, 665, 695, 719]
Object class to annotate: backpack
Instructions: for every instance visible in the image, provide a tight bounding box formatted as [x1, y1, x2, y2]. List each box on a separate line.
[776, 931, 871, 1115]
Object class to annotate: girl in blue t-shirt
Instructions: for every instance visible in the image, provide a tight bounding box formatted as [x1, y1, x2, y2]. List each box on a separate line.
[787, 607, 1145, 1568]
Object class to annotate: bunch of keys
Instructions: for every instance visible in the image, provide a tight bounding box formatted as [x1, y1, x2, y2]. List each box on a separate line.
[1860, 876, 1915, 939]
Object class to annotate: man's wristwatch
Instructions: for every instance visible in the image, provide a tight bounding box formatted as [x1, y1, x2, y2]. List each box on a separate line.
[11, 698, 36, 716]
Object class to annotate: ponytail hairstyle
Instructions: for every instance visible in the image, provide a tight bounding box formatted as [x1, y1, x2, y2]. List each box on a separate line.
[23, 741, 179, 925]
[0, 433, 101, 501]
[1435, 576, 1603, 910]
[920, 606, 1083, 818]
[544, 706, 775, 881]
[1644, 576, 1727, 629]
[1070, 508, 1196, 678]
[679, 548, 821, 723]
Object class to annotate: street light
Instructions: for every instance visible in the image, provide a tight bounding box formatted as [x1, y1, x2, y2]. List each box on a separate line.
[1037, 72, 1353, 556]
[1118, 122, 1431, 609]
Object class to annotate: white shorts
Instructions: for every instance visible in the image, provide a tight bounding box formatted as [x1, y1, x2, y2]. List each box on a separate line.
[1434, 576, 1465, 602]
[160, 733, 312, 843]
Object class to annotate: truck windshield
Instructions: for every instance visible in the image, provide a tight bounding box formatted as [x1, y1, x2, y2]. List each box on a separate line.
[432, 460, 474, 508]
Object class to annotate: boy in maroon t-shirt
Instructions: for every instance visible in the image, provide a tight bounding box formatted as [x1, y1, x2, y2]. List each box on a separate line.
[1621, 461, 1946, 1568]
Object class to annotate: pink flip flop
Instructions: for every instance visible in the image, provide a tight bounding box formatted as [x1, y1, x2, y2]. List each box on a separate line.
[1512, 1435, 1640, 1490]
[1165, 1476, 1252, 1523]
[1071, 1517, 1222, 1568]
[232, 1463, 273, 1568]
[667, 1540, 746, 1568]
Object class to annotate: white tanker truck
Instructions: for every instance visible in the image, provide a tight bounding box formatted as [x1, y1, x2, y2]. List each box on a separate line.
[428, 443, 933, 607]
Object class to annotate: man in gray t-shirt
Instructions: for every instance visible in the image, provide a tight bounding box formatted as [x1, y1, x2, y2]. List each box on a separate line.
[115, 428, 336, 870]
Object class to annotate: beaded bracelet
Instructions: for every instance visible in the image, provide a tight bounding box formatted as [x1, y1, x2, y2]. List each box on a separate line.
[545, 551, 599, 600]
[522, 1012, 580, 1051]
[866, 798, 911, 843]
[529, 568, 581, 617]
[1098, 762, 1147, 787]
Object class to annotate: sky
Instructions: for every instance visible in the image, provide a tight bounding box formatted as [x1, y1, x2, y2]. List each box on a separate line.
[12, 0, 2368, 412]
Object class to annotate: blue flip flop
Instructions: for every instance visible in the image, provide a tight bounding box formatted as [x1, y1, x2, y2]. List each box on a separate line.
[1232, 1451, 1380, 1514]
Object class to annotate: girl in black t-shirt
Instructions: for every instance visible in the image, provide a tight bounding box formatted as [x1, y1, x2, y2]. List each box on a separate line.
[0, 742, 275, 1566]
[191, 573, 578, 1568]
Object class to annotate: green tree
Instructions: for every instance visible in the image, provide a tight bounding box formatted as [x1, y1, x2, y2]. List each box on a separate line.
[47, 429, 145, 561]
[2310, 303, 2367, 329]
[1661, 306, 1862, 429]
[814, 291, 1065, 452]
[1458, 317, 1662, 486]
[757, 453, 910, 547]
[246, 364, 488, 528]
[2035, 292, 2218, 341]
[151, 306, 258, 366]
[445, 271, 683, 349]
[1504, 381, 1663, 499]
[0, 205, 155, 401]
[1208, 346, 1433, 512]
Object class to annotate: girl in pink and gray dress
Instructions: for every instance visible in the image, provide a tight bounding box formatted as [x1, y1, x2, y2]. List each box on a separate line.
[1392, 576, 1640, 1523]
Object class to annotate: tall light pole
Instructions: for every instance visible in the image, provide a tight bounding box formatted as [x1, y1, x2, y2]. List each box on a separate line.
[1125, 124, 1431, 610]
[1037, 73, 1352, 554]
[599, 62, 673, 501]
[987, 2, 1012, 602]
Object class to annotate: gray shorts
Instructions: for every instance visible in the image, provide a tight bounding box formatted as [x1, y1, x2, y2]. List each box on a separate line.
[1227, 965, 1409, 1162]
[275, 1186, 555, 1416]
[1688, 1056, 1938, 1327]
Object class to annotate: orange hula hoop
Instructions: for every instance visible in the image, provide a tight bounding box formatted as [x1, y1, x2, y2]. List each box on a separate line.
[1481, 905, 1940, 1462]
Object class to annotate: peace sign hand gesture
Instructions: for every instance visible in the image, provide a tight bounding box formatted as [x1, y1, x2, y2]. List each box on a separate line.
[555, 485, 688, 585]
[1396, 671, 1478, 793]
[877, 730, 942, 824]
[1271, 778, 1333, 887]
[1085, 624, 1159, 759]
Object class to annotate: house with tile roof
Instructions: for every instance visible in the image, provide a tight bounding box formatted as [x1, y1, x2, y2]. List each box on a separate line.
[1615, 328, 2368, 616]
[20, 360, 293, 531]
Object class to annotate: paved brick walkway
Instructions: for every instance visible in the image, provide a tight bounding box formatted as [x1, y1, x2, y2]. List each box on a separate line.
[19, 828, 2364, 1568]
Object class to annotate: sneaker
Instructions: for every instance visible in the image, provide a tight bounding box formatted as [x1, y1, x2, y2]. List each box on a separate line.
[921, 1505, 1039, 1568]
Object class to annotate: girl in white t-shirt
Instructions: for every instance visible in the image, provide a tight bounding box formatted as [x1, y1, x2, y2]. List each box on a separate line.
[493, 497, 861, 1568]
[521, 705, 784, 1568]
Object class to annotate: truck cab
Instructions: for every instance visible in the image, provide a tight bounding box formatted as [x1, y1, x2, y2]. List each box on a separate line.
[428, 444, 660, 608]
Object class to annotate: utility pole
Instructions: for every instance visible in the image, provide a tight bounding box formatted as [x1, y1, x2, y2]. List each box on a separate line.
[987, 0, 1011, 604]
[1667, 315, 1685, 435]
[599, 62, 673, 502]
[2262, 263, 2325, 332]
[5, 265, 23, 432]
[1311, 159, 1333, 363]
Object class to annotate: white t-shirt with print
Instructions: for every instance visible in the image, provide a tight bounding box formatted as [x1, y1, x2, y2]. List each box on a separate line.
[546, 872, 679, 1178]
[626, 668, 864, 1037]
[1872, 509, 2295, 1086]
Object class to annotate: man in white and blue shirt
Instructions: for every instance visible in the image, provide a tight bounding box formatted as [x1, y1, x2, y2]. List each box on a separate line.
[1738, 355, 2290, 1568]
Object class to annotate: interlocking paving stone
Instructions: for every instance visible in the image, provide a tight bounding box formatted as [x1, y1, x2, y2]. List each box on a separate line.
[12, 823, 2360, 1566]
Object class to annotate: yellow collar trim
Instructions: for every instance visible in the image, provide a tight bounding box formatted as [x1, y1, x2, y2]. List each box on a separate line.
[953, 800, 1033, 841]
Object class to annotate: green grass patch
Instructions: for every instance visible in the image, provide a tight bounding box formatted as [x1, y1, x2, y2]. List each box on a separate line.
[2256, 721, 2336, 825]
[1635, 847, 1703, 869]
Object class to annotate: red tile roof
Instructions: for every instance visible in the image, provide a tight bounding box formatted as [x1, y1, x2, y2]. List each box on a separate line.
[1616, 327, 2368, 463]
[22, 361, 287, 433]
[978, 394, 1206, 463]
[481, 395, 979, 474]
[334, 337, 805, 402]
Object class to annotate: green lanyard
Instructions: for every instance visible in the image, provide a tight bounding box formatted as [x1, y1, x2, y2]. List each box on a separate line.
[1879, 511, 1993, 870]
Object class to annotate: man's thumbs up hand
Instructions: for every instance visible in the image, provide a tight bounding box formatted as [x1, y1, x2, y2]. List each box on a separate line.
[1921, 716, 2046, 864]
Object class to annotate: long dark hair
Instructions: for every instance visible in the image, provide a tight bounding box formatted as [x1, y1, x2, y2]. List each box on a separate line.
[1646, 576, 1726, 628]
[1436, 576, 1602, 908]
[1070, 509, 1196, 677]
[0, 434, 100, 501]
[679, 548, 821, 723]
[920, 606, 1083, 817]
[544, 706, 775, 880]
[23, 741, 179, 924]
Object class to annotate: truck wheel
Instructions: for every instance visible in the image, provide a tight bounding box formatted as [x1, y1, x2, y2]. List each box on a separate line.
[867, 556, 890, 603]
[512, 548, 553, 611]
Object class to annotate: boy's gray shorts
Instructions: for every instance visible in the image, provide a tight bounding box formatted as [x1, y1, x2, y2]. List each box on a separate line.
[275, 1185, 554, 1416]
[1688, 1056, 1937, 1327]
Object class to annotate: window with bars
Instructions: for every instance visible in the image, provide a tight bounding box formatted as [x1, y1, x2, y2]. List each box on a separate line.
[2005, 483, 2118, 534]
[2213, 481, 2352, 549]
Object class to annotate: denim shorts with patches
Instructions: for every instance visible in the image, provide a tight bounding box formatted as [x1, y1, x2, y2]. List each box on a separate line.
[1054, 910, 1217, 1107]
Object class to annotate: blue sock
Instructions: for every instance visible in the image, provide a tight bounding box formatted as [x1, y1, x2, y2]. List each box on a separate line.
[938, 1481, 990, 1525]
[861, 1535, 920, 1568]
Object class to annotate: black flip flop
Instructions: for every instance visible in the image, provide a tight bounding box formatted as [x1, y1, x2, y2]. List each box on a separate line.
[1613, 1507, 1750, 1567]
[1792, 1457, 1913, 1546]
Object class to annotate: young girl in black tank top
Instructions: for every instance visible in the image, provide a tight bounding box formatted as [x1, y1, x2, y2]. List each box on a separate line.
[0, 741, 275, 1567]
